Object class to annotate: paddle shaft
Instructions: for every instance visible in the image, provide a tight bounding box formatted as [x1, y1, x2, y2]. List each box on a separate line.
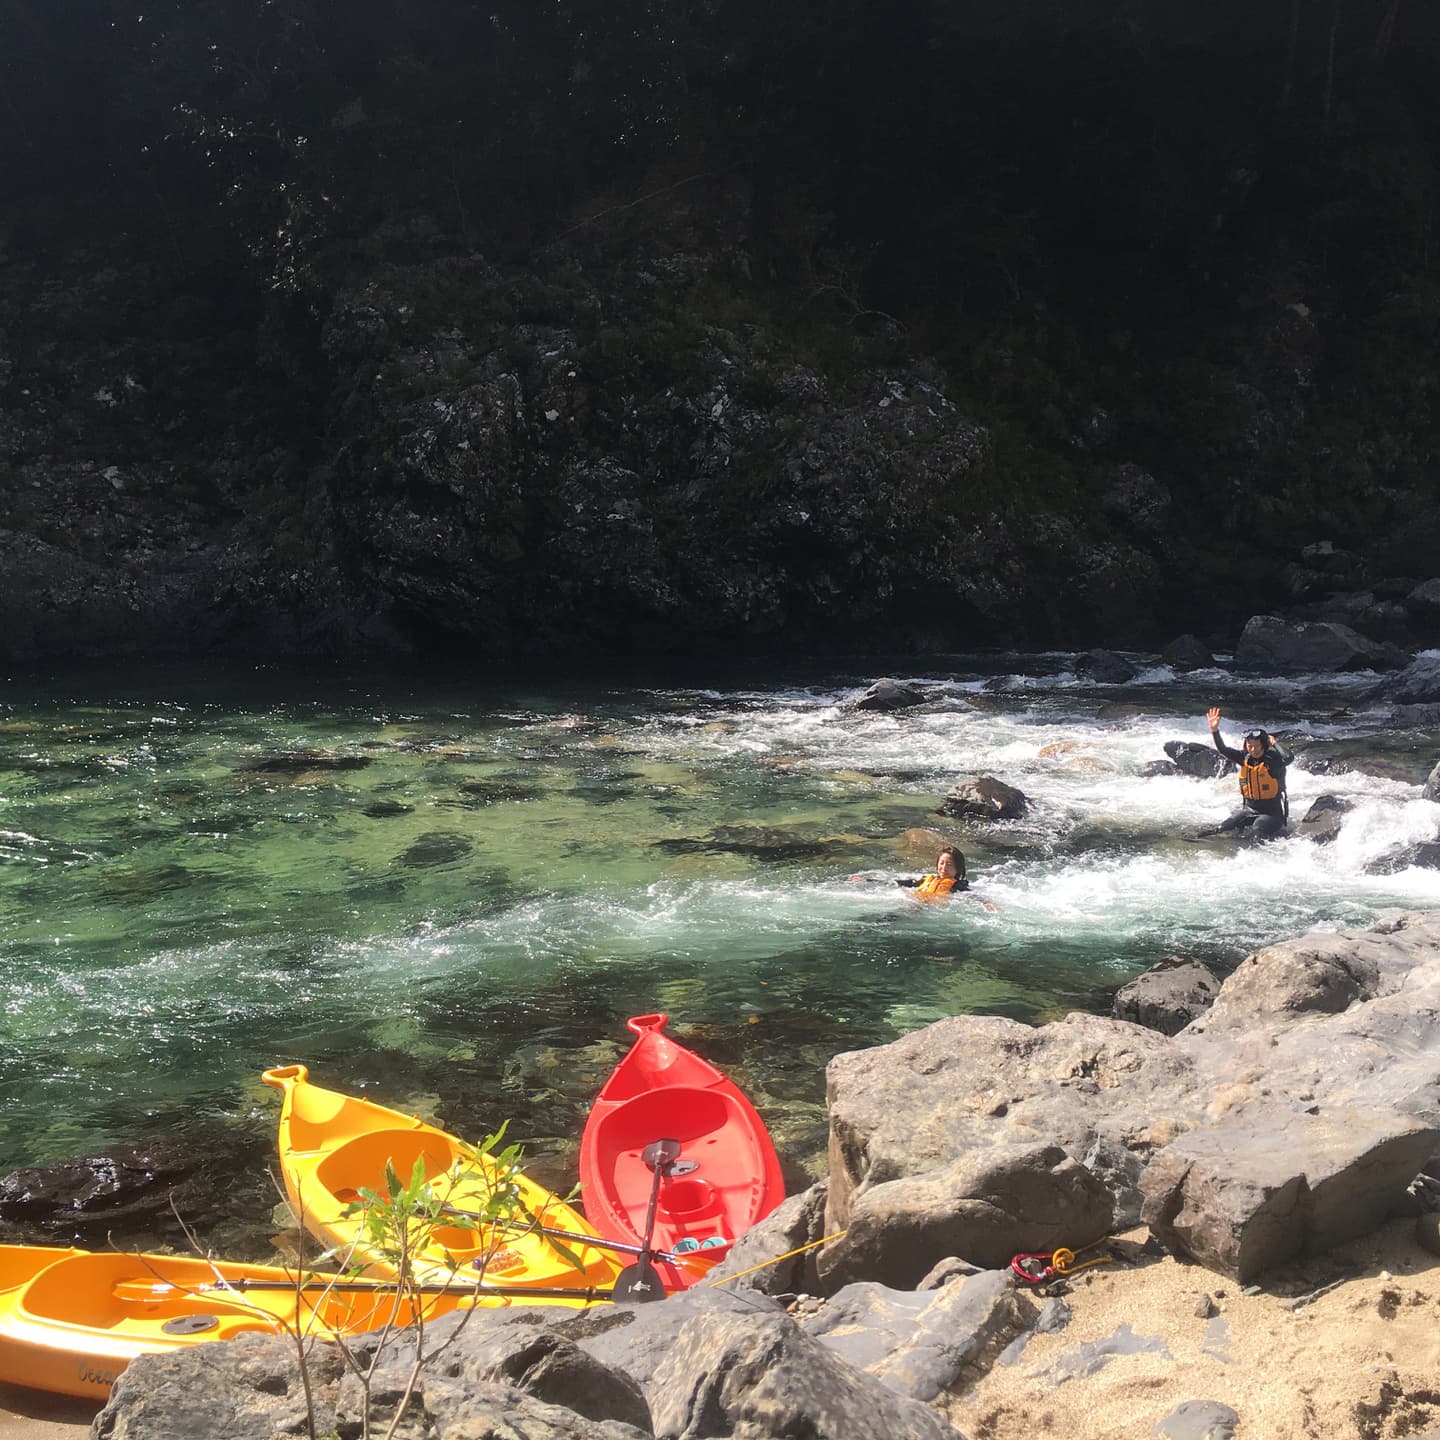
[121, 1276, 612, 1302]
[441, 1208, 708, 1270]
[636, 1139, 680, 1262]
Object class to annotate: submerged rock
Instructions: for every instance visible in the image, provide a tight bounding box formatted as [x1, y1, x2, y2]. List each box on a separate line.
[397, 831, 473, 867]
[0, 1142, 194, 1244]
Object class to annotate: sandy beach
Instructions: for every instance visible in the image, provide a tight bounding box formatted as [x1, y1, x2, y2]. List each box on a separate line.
[0, 1384, 95, 1440]
[947, 1218, 1440, 1440]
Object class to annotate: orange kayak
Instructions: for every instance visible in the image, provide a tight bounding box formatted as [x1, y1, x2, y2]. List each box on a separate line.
[0, 1242, 476, 1401]
[262, 1064, 621, 1302]
[578, 1014, 784, 1290]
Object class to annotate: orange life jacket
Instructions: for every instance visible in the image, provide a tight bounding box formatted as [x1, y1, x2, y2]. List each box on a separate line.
[1239, 756, 1280, 803]
[914, 874, 958, 901]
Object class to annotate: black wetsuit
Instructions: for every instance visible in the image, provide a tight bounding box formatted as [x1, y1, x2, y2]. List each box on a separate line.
[1210, 729, 1291, 841]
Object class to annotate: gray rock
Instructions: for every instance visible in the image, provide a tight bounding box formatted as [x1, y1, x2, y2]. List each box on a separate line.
[1365, 842, 1440, 875]
[370, 1309, 652, 1433]
[1113, 959, 1221, 1036]
[1391, 703, 1440, 729]
[1035, 1296, 1072, 1334]
[823, 1010, 1182, 1252]
[1379, 656, 1440, 703]
[916, 1255, 984, 1290]
[1162, 740, 1232, 779]
[1234, 615, 1408, 674]
[702, 1180, 828, 1296]
[1296, 794, 1354, 845]
[1141, 759, 1182, 777]
[1191, 929, 1382, 1032]
[1081, 1134, 1148, 1226]
[565, 1286, 784, 1392]
[937, 774, 1029, 821]
[647, 1308, 959, 1440]
[1044, 1323, 1169, 1382]
[819, 1142, 1113, 1288]
[93, 1333, 341, 1440]
[869, 1269, 1037, 1402]
[1161, 634, 1215, 672]
[1140, 1108, 1440, 1281]
[1424, 759, 1440, 802]
[802, 1281, 935, 1370]
[847, 679, 932, 712]
[1076, 649, 1137, 684]
[1154, 1399, 1240, 1439]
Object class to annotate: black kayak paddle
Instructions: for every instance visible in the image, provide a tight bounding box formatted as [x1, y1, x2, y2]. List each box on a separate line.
[612, 1137, 682, 1304]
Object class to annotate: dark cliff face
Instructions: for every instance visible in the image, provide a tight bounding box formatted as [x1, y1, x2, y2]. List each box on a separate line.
[3, 2, 1439, 660]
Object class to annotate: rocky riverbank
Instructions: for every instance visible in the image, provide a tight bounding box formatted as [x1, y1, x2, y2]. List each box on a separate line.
[61, 909, 1440, 1439]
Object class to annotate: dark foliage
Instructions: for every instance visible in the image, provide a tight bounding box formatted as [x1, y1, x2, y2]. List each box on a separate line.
[1, 0, 1439, 655]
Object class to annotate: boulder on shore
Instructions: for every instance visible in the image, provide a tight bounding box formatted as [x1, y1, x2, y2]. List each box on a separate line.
[822, 914, 1440, 1288]
[1233, 615, 1408, 674]
[1113, 959, 1220, 1036]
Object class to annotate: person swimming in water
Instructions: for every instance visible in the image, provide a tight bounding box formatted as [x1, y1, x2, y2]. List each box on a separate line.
[1199, 706, 1292, 842]
[851, 846, 998, 909]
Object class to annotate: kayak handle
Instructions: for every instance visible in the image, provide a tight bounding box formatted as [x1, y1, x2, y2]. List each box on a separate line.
[262, 1064, 309, 1090]
[626, 1014, 669, 1037]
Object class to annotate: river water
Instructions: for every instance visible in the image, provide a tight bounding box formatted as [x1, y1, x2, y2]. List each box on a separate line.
[2, 655, 1438, 1251]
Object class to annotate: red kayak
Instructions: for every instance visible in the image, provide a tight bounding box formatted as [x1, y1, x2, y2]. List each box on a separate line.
[579, 1014, 785, 1291]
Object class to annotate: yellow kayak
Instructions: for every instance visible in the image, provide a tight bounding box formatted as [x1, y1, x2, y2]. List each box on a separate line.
[262, 1064, 622, 1302]
[0, 1242, 476, 1401]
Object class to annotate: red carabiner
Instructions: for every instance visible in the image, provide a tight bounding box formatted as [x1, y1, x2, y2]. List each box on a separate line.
[1010, 1251, 1055, 1285]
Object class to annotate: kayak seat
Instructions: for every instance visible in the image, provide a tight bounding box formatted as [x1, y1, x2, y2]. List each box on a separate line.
[314, 1129, 457, 1197]
[596, 1085, 733, 1152]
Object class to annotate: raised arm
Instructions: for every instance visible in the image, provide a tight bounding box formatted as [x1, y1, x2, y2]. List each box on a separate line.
[1207, 706, 1244, 763]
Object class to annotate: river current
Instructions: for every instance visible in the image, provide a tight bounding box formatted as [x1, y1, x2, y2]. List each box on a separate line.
[2, 655, 1438, 1252]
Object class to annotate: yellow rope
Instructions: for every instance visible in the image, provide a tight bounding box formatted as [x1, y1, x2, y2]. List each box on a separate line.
[1047, 1242, 1114, 1277]
[707, 1231, 848, 1287]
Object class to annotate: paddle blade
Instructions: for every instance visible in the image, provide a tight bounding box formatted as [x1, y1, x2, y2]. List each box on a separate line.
[671, 1250, 725, 1279]
[612, 1258, 667, 1304]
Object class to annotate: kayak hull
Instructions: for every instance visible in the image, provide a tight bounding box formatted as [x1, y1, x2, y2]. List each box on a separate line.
[579, 1014, 785, 1289]
[0, 1243, 462, 1401]
[263, 1064, 621, 1302]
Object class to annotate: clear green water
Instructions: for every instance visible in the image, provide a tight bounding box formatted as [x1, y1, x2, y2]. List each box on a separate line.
[3, 656, 1438, 1253]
